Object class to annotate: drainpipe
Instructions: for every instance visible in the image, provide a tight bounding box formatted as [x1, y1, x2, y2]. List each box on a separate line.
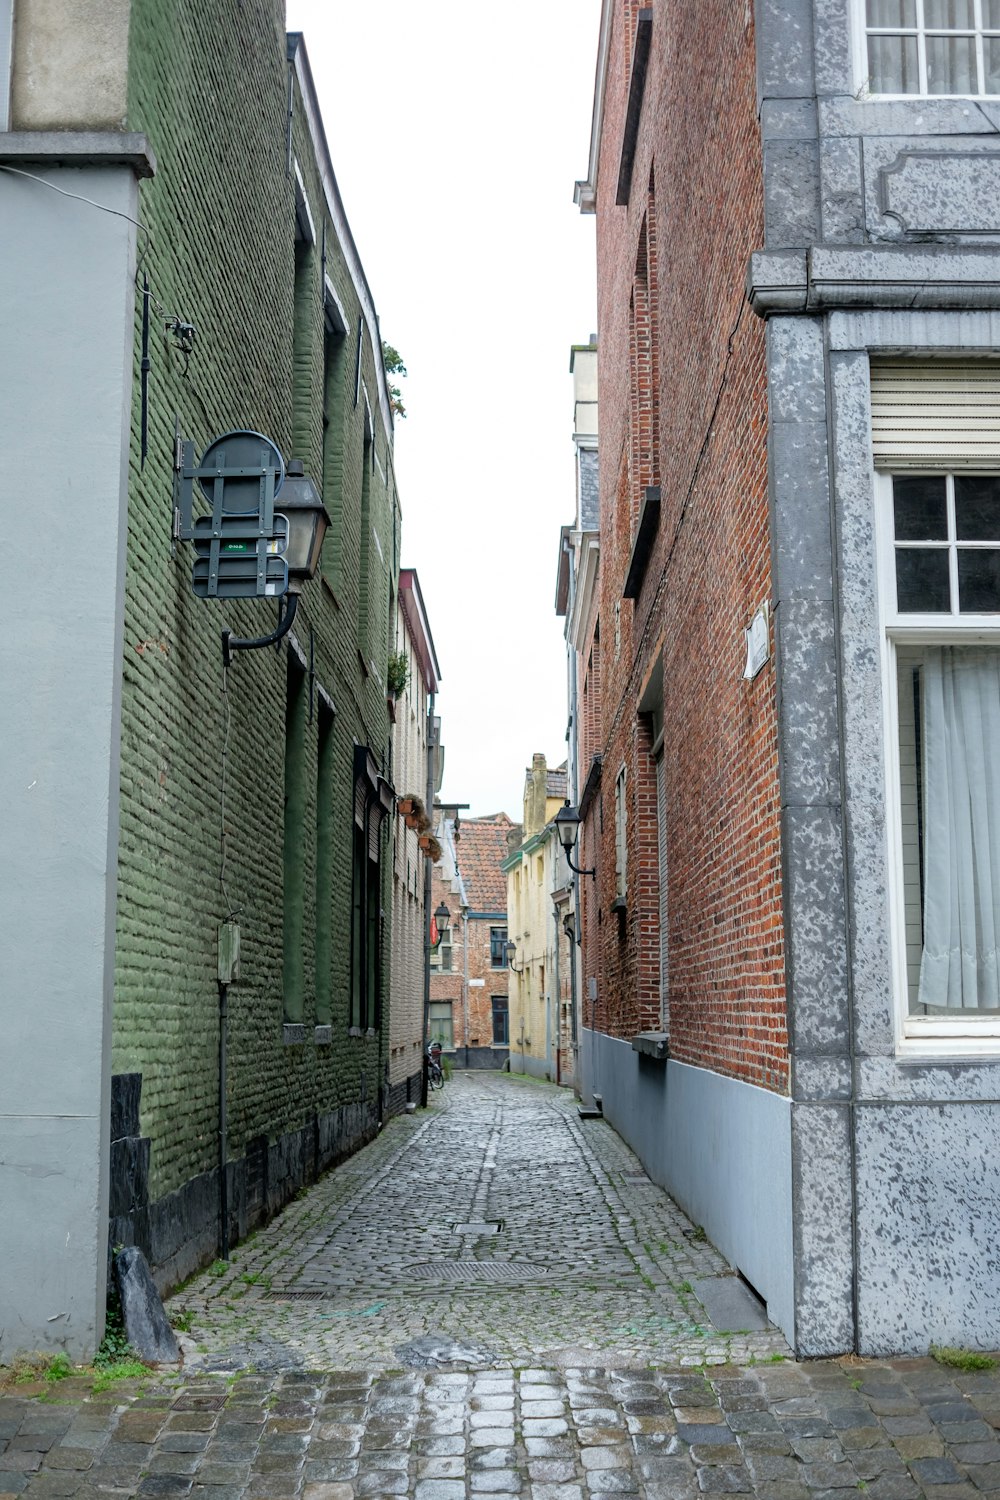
[462, 903, 470, 1069]
[218, 980, 229, 1260]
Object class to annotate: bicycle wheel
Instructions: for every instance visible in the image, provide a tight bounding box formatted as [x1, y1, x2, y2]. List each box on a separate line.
[430, 1068, 444, 1090]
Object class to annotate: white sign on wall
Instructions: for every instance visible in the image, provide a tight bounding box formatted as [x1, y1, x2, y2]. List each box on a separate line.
[743, 602, 770, 680]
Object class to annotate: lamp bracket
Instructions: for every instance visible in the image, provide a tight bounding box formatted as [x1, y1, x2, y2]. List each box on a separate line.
[222, 593, 298, 669]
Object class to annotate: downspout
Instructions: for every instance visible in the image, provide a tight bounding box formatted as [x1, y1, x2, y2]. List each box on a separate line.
[218, 980, 229, 1260]
[462, 904, 470, 1069]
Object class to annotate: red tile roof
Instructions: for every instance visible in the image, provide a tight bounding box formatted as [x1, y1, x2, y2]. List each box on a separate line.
[454, 813, 514, 913]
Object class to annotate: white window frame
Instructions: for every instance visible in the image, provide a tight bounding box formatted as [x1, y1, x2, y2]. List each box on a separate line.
[876, 470, 1000, 1053]
[855, 0, 1000, 97]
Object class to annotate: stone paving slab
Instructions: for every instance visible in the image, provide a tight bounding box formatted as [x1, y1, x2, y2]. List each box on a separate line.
[166, 1073, 788, 1373]
[4, 1356, 1000, 1497]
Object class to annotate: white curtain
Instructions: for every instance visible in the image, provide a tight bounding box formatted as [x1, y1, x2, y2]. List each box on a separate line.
[918, 646, 1000, 1010]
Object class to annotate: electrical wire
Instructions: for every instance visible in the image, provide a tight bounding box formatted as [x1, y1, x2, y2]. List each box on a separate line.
[0, 162, 152, 262]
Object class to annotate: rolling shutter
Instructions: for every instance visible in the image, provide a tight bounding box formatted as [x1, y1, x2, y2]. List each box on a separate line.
[870, 361, 1000, 471]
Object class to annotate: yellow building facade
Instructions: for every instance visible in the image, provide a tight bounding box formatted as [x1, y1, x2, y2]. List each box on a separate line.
[503, 754, 575, 1086]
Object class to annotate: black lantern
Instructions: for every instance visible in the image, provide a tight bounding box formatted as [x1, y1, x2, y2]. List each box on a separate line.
[280, 460, 330, 591]
[554, 800, 595, 878]
[434, 902, 451, 940]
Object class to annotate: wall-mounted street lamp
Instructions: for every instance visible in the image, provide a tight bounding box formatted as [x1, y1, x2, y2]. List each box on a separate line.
[221, 459, 330, 667]
[174, 429, 330, 668]
[432, 902, 451, 948]
[554, 800, 596, 878]
[505, 940, 526, 975]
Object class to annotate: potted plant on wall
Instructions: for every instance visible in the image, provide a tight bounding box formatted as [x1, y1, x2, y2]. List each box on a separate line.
[387, 649, 409, 700]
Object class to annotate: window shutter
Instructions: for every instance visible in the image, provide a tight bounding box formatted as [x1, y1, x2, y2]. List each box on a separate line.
[871, 361, 1000, 471]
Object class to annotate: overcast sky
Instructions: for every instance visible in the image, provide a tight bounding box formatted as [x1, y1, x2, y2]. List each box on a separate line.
[284, 0, 600, 820]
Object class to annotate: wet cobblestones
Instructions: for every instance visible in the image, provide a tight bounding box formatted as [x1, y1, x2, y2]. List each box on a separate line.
[6, 1357, 1000, 1497]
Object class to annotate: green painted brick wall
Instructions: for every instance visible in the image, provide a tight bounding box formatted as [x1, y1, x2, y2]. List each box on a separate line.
[113, 0, 400, 1217]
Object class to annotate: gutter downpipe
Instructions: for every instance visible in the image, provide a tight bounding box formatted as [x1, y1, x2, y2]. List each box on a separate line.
[462, 903, 470, 1069]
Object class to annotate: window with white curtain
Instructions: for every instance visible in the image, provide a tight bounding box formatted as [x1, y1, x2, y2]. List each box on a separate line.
[861, 0, 1000, 94]
[879, 471, 1000, 1044]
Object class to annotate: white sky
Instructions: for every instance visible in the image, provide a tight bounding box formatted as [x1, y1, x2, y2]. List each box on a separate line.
[285, 0, 600, 820]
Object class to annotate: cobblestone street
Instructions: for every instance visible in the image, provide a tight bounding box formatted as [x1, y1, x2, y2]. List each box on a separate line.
[4, 1073, 1000, 1499]
[170, 1072, 787, 1374]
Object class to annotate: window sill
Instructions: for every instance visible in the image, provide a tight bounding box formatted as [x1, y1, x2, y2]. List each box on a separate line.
[610, 896, 627, 914]
[282, 1023, 306, 1046]
[314, 1025, 332, 1046]
[631, 1031, 669, 1062]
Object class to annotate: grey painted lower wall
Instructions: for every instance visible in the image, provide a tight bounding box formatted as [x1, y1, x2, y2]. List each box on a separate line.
[581, 1029, 795, 1344]
[0, 161, 140, 1361]
[509, 1051, 556, 1083]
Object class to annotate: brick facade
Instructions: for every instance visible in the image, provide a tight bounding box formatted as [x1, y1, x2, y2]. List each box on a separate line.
[109, 2, 402, 1287]
[430, 815, 513, 1068]
[583, 0, 787, 1093]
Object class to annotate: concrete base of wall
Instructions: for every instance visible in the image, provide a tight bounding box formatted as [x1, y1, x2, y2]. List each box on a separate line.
[580, 1029, 795, 1343]
[510, 1051, 559, 1082]
[452, 1047, 509, 1071]
[387, 1070, 424, 1116]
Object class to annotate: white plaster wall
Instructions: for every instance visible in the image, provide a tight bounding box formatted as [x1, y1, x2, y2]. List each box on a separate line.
[0, 165, 137, 1358]
[583, 1030, 795, 1343]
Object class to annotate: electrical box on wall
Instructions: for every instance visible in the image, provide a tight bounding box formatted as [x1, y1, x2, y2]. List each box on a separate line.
[218, 921, 241, 984]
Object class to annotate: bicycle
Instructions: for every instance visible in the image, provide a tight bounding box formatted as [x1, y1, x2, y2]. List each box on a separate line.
[426, 1043, 445, 1090]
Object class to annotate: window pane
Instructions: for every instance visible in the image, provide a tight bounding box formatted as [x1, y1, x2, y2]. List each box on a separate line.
[958, 549, 1000, 610]
[896, 548, 951, 611]
[429, 1002, 453, 1050]
[986, 36, 1000, 91]
[924, 0, 974, 26]
[868, 0, 916, 23]
[955, 476, 1000, 539]
[905, 645, 1000, 1015]
[893, 475, 948, 539]
[491, 997, 509, 1046]
[868, 32, 919, 90]
[926, 33, 977, 90]
[986, 0, 1000, 27]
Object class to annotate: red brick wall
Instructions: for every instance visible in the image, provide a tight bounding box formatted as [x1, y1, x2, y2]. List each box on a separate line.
[429, 858, 508, 1052]
[590, 0, 788, 1093]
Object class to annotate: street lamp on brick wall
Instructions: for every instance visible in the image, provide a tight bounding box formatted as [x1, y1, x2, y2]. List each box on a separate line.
[554, 801, 596, 878]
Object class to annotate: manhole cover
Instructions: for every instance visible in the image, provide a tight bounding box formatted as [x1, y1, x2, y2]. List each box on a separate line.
[452, 1220, 503, 1235]
[405, 1260, 551, 1283]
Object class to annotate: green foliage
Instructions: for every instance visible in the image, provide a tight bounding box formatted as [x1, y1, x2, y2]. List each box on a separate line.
[382, 341, 407, 418]
[44, 1353, 73, 1383]
[930, 1344, 998, 1371]
[387, 650, 410, 697]
[209, 1259, 229, 1277]
[171, 1307, 195, 1333]
[91, 1358, 150, 1393]
[240, 1272, 271, 1288]
[93, 1323, 134, 1370]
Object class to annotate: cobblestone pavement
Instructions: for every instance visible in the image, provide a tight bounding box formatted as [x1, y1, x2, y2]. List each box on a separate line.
[5, 1073, 1000, 1498]
[170, 1071, 788, 1372]
[6, 1347, 1000, 1497]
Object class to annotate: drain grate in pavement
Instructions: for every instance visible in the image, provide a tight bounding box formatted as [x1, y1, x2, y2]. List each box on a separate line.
[405, 1260, 551, 1283]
